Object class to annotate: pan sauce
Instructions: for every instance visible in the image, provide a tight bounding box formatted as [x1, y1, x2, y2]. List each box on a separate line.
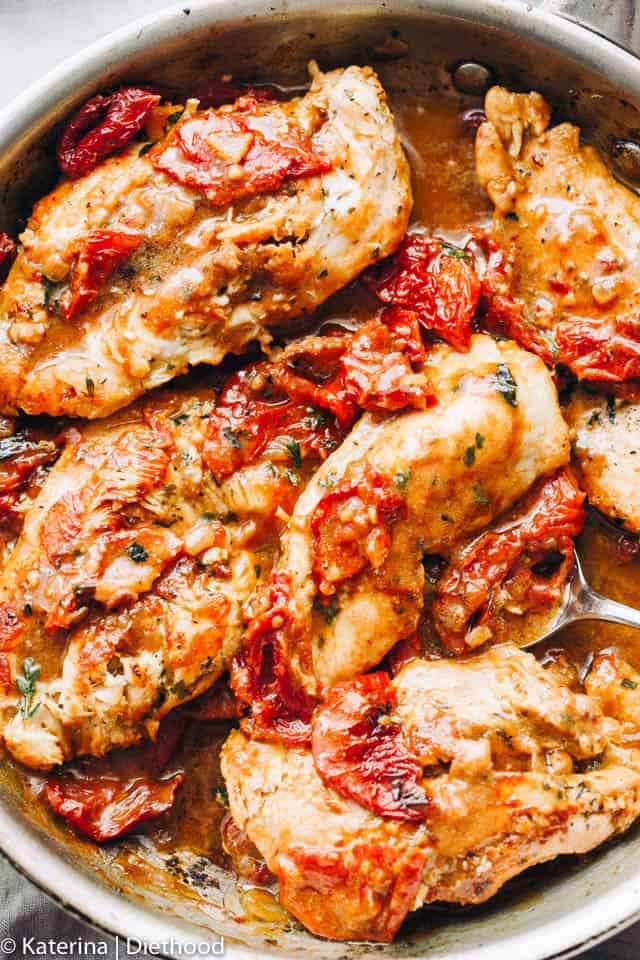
[4, 87, 640, 939]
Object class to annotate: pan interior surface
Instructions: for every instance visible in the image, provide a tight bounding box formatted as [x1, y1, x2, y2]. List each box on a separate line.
[2, 2, 640, 958]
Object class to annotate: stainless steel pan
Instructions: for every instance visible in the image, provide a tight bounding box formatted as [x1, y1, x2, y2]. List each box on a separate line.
[2, 2, 640, 957]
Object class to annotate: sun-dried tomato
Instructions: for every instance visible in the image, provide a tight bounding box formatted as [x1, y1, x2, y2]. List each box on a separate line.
[57, 87, 161, 179]
[475, 233, 556, 366]
[205, 317, 433, 484]
[192, 79, 277, 109]
[222, 813, 273, 885]
[0, 434, 58, 495]
[0, 604, 24, 652]
[151, 98, 330, 207]
[45, 771, 184, 841]
[366, 234, 481, 351]
[0, 653, 11, 694]
[65, 229, 143, 320]
[311, 672, 428, 821]
[556, 318, 640, 382]
[311, 465, 407, 596]
[134, 710, 188, 776]
[277, 838, 429, 943]
[203, 361, 344, 484]
[0, 232, 17, 285]
[44, 710, 187, 841]
[432, 469, 585, 653]
[231, 572, 316, 746]
[270, 313, 433, 429]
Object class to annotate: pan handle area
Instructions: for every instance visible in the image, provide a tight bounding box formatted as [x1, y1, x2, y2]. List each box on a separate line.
[535, 0, 639, 56]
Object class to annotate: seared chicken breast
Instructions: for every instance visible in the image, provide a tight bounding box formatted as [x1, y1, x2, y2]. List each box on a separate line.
[222, 645, 640, 942]
[0, 372, 328, 770]
[565, 389, 640, 533]
[247, 335, 569, 700]
[476, 85, 640, 375]
[476, 86, 640, 529]
[0, 65, 410, 419]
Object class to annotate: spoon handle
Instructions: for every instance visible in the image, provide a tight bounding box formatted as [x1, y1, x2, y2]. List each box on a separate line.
[573, 589, 640, 628]
[567, 553, 640, 629]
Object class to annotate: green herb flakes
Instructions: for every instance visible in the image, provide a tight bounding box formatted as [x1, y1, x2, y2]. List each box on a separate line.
[16, 657, 41, 719]
[495, 363, 518, 407]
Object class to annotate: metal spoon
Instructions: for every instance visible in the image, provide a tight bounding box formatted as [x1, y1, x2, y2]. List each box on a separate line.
[530, 550, 640, 646]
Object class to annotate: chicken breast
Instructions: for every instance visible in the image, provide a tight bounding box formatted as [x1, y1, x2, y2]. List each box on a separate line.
[222, 645, 640, 942]
[476, 86, 640, 529]
[475, 85, 640, 371]
[262, 335, 570, 694]
[0, 370, 328, 770]
[0, 64, 410, 419]
[564, 389, 640, 533]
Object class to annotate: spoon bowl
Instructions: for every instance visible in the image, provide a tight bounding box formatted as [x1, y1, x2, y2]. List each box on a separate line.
[528, 550, 640, 646]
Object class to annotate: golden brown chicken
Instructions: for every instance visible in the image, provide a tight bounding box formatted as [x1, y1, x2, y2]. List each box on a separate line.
[230, 335, 571, 746]
[0, 362, 338, 770]
[222, 645, 640, 942]
[0, 64, 410, 419]
[476, 86, 640, 531]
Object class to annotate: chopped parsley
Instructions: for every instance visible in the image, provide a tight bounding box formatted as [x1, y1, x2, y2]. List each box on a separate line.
[463, 446, 476, 467]
[286, 438, 302, 468]
[223, 427, 244, 449]
[284, 467, 299, 486]
[303, 408, 330, 429]
[85, 376, 95, 397]
[16, 657, 41, 719]
[475, 432, 485, 449]
[441, 241, 470, 261]
[472, 481, 490, 505]
[607, 395, 616, 424]
[441, 513, 453, 522]
[126, 541, 149, 563]
[42, 276, 58, 310]
[166, 109, 184, 128]
[138, 141, 154, 157]
[495, 363, 518, 407]
[314, 594, 340, 625]
[622, 677, 638, 690]
[394, 469, 411, 491]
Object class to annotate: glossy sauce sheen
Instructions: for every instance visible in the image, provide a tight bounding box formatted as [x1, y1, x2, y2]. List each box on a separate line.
[7, 90, 640, 924]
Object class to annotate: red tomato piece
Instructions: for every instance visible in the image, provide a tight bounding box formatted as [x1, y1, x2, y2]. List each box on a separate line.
[366, 234, 481, 351]
[134, 710, 189, 777]
[221, 813, 273, 885]
[66, 229, 143, 320]
[203, 360, 344, 484]
[432, 469, 585, 653]
[57, 87, 161, 179]
[339, 312, 435, 413]
[311, 672, 428, 821]
[230, 572, 316, 746]
[45, 772, 184, 842]
[0, 604, 24, 652]
[311, 465, 407, 596]
[279, 840, 429, 943]
[475, 232, 556, 366]
[0, 232, 17, 285]
[556, 318, 640, 382]
[0, 434, 58, 495]
[150, 100, 330, 206]
[192, 80, 277, 109]
[0, 653, 11, 694]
